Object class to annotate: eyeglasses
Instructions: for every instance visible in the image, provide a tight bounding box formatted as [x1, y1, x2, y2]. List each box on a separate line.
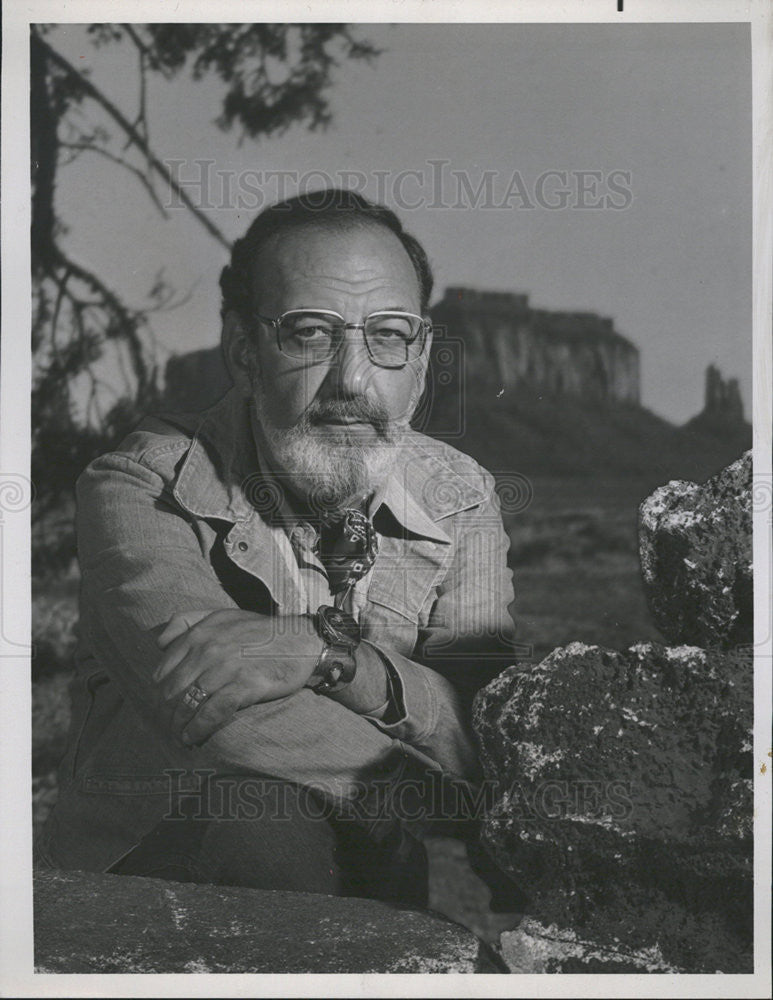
[253, 308, 431, 369]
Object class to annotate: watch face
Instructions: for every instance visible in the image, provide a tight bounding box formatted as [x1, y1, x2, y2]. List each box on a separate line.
[319, 605, 361, 645]
[312, 644, 357, 693]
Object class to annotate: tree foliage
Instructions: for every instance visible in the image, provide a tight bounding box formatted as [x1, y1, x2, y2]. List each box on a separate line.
[30, 22, 379, 573]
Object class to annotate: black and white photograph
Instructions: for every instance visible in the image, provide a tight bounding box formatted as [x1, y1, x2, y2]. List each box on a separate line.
[1, 0, 771, 993]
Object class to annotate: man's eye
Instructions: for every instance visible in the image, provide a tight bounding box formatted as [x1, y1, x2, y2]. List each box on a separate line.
[285, 323, 334, 340]
[369, 325, 409, 341]
[294, 326, 331, 338]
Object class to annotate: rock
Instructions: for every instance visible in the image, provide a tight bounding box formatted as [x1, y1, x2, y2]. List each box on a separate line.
[638, 451, 752, 648]
[34, 868, 499, 973]
[501, 916, 682, 973]
[685, 364, 749, 438]
[472, 641, 753, 973]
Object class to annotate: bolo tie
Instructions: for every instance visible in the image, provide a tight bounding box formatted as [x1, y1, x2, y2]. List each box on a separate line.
[317, 507, 379, 604]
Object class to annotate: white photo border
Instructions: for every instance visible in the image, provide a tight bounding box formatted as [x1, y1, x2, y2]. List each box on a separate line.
[2, 1, 770, 997]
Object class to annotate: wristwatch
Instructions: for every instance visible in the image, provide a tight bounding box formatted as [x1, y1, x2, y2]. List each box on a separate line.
[308, 605, 361, 694]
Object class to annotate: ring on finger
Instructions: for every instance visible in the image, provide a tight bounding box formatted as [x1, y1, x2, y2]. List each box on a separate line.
[182, 683, 208, 710]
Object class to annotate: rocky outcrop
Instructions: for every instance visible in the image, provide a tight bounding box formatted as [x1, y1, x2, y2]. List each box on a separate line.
[430, 286, 640, 404]
[34, 868, 501, 973]
[473, 452, 753, 973]
[639, 451, 752, 649]
[685, 365, 749, 438]
[500, 916, 683, 973]
[473, 642, 753, 973]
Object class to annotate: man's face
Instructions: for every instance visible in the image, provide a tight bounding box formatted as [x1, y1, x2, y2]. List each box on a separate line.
[244, 221, 430, 513]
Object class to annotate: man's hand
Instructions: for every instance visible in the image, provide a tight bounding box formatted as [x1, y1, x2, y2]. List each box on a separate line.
[152, 609, 320, 747]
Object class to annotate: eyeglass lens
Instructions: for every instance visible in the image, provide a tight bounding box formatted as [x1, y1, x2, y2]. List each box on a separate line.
[277, 311, 423, 367]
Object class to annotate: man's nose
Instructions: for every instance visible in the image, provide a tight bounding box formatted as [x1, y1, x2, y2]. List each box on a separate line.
[325, 327, 372, 397]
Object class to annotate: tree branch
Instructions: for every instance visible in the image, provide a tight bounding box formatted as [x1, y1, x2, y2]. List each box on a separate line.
[60, 141, 169, 217]
[48, 242, 151, 392]
[35, 33, 231, 251]
[121, 25, 152, 149]
[121, 23, 172, 80]
[49, 265, 72, 355]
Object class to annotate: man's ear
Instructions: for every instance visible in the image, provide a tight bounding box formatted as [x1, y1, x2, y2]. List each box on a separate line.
[420, 321, 434, 379]
[222, 310, 255, 397]
[407, 321, 434, 420]
[413, 320, 434, 390]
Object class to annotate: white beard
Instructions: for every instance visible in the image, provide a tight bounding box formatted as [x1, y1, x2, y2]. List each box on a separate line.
[248, 373, 403, 519]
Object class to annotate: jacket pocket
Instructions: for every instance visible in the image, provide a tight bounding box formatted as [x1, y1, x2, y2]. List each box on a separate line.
[69, 668, 110, 781]
[365, 589, 420, 624]
[360, 594, 420, 658]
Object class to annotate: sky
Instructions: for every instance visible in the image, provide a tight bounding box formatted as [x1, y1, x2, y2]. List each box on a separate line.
[51, 21, 752, 424]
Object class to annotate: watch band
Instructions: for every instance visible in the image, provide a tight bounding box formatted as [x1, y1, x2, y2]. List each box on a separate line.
[309, 642, 357, 694]
[308, 605, 361, 694]
[316, 605, 361, 647]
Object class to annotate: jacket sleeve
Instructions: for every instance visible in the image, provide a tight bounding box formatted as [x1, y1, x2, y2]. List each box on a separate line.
[75, 450, 446, 801]
[359, 482, 518, 779]
[76, 450, 242, 706]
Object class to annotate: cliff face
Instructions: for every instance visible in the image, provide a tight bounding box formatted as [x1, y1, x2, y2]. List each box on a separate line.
[685, 364, 749, 438]
[429, 287, 640, 405]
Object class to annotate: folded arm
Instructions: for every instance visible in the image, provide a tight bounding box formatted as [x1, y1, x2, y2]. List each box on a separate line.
[77, 451, 515, 789]
[76, 453, 415, 804]
[78, 454, 512, 798]
[333, 484, 518, 781]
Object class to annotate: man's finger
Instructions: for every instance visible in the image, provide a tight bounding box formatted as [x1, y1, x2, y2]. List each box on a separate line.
[156, 645, 208, 702]
[165, 658, 240, 737]
[154, 629, 202, 684]
[181, 684, 246, 746]
[156, 610, 217, 650]
[168, 675, 213, 741]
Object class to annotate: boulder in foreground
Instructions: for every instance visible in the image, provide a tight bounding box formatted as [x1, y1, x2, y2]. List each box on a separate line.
[34, 868, 499, 973]
[473, 641, 753, 973]
[500, 916, 682, 973]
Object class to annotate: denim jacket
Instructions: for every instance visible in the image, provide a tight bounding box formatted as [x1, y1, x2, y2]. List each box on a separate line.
[37, 388, 516, 872]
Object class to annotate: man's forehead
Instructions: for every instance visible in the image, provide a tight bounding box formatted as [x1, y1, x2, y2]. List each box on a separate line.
[251, 220, 420, 299]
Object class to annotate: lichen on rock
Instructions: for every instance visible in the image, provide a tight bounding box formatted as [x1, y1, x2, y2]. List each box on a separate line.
[500, 916, 682, 973]
[638, 450, 752, 649]
[34, 868, 493, 974]
[472, 640, 753, 973]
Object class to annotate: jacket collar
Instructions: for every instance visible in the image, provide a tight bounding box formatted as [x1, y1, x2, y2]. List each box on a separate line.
[172, 389, 260, 524]
[172, 388, 486, 540]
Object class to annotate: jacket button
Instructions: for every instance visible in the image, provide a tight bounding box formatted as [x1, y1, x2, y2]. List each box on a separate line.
[237, 541, 249, 552]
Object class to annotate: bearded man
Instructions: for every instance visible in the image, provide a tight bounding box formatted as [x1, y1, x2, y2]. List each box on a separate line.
[37, 190, 518, 908]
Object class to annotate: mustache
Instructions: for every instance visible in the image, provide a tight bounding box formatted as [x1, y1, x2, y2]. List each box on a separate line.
[305, 396, 393, 434]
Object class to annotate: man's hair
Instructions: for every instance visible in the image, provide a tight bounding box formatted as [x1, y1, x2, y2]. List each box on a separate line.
[219, 188, 434, 321]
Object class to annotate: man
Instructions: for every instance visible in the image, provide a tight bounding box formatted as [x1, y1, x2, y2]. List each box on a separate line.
[37, 190, 518, 908]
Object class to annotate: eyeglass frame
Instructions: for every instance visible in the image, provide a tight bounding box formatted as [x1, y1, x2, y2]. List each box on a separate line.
[251, 308, 433, 370]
